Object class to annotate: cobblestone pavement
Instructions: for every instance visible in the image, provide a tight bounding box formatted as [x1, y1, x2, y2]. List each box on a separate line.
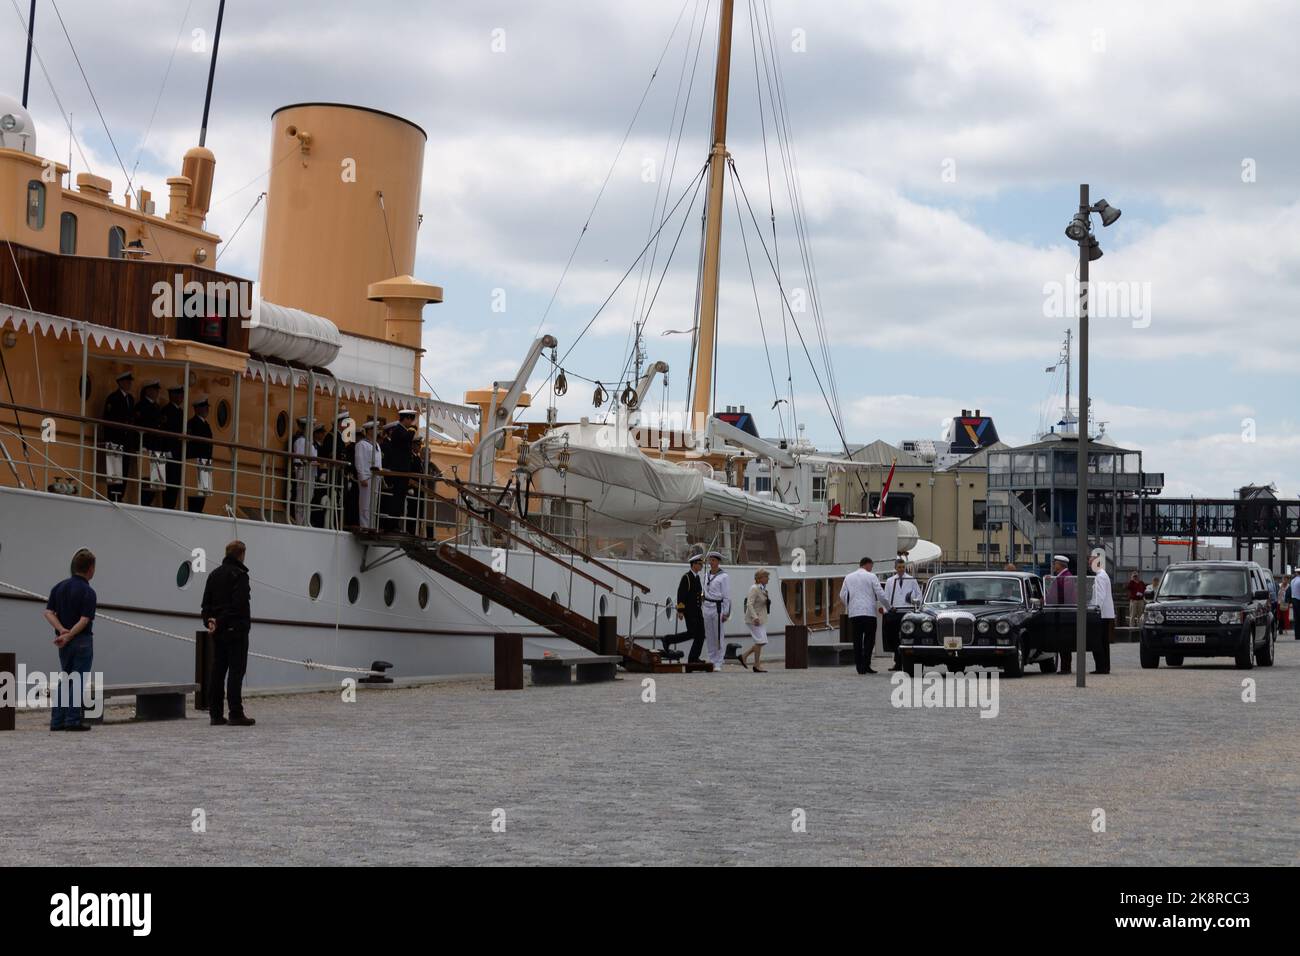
[3, 642, 1297, 866]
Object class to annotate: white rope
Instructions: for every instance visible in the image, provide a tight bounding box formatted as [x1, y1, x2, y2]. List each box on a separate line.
[0, 579, 382, 677]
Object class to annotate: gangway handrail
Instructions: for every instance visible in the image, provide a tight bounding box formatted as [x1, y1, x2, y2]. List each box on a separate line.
[452, 479, 651, 594]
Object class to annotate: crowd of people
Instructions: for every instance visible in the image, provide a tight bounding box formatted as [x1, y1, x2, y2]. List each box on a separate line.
[99, 368, 436, 531]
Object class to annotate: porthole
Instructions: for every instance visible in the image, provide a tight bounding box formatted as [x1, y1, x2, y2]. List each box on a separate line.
[79, 374, 92, 401]
[26, 180, 45, 229]
[216, 399, 231, 429]
[482, 594, 491, 614]
[275, 411, 288, 439]
[599, 595, 608, 616]
[309, 573, 322, 600]
[384, 580, 395, 607]
[550, 591, 560, 605]
[633, 595, 641, 618]
[347, 577, 360, 604]
[176, 561, 191, 588]
[418, 583, 429, 609]
[664, 597, 673, 620]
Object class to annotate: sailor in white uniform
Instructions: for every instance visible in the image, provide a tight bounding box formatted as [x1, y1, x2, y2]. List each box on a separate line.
[291, 416, 317, 525]
[701, 551, 732, 671]
[354, 421, 383, 530]
[883, 558, 923, 671]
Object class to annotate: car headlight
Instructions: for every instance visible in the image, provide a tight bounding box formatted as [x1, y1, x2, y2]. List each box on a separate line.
[921, 620, 933, 633]
[977, 620, 990, 633]
[901, 620, 915, 635]
[1149, 610, 1164, 624]
[995, 621, 1011, 635]
[1219, 610, 1242, 625]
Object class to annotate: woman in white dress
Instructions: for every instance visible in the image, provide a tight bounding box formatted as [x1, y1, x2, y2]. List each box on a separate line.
[738, 568, 772, 673]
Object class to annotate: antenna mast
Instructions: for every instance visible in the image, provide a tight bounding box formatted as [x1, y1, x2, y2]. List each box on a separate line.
[21, 0, 35, 108]
[688, 0, 735, 427]
[198, 0, 226, 147]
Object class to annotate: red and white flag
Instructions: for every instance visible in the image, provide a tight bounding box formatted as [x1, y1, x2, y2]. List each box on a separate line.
[876, 457, 897, 517]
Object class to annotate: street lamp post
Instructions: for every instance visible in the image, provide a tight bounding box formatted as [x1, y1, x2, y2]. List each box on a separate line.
[1064, 184, 1121, 689]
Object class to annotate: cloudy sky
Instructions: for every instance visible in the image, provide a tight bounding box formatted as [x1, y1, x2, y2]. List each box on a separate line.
[9, 0, 1299, 497]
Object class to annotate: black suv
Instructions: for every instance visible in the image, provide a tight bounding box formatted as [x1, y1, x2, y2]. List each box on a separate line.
[1140, 560, 1275, 669]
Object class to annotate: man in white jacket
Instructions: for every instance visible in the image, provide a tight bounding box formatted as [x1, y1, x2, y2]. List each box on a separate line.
[840, 556, 887, 674]
[702, 552, 731, 671]
[354, 421, 383, 529]
[1088, 548, 1113, 675]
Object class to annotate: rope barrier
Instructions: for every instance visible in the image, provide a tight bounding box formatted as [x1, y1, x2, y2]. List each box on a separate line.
[0, 579, 383, 677]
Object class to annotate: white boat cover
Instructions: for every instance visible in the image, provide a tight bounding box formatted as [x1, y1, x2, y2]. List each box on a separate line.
[528, 422, 705, 527]
[248, 294, 343, 367]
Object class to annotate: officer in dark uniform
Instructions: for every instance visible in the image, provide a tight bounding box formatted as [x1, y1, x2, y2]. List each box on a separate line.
[382, 410, 418, 532]
[133, 380, 164, 506]
[101, 370, 135, 501]
[317, 410, 349, 528]
[161, 385, 186, 509]
[666, 553, 707, 663]
[186, 396, 214, 513]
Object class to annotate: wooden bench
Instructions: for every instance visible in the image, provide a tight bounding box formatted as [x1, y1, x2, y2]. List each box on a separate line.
[523, 656, 621, 686]
[808, 642, 853, 667]
[92, 682, 197, 721]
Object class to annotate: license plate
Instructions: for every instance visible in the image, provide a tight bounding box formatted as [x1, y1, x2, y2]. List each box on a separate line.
[943, 636, 962, 651]
[1175, 635, 1206, 644]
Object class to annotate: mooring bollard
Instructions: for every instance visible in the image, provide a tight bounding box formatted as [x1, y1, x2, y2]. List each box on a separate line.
[597, 615, 619, 656]
[494, 633, 523, 691]
[0, 652, 15, 731]
[194, 630, 214, 711]
[785, 624, 809, 670]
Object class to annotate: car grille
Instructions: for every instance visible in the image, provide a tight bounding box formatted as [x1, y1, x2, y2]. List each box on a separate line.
[1163, 607, 1221, 623]
[936, 615, 975, 645]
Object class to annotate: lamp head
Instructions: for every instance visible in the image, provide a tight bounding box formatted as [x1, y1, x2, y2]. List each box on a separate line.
[1064, 215, 1089, 242]
[1086, 236, 1103, 261]
[1093, 199, 1122, 227]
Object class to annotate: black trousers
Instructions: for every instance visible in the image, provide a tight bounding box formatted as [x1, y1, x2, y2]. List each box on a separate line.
[1060, 620, 1112, 673]
[663, 614, 706, 662]
[209, 627, 250, 719]
[187, 495, 206, 513]
[163, 458, 182, 509]
[851, 615, 878, 673]
[882, 610, 905, 667]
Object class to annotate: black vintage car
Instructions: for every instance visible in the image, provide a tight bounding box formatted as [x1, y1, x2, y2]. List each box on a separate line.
[1139, 560, 1276, 669]
[897, 571, 1066, 677]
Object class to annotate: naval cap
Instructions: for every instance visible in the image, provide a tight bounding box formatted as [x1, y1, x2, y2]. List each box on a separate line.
[687, 552, 704, 564]
[115, 370, 134, 382]
[706, 551, 723, 560]
[1053, 554, 1071, 564]
[192, 395, 209, 408]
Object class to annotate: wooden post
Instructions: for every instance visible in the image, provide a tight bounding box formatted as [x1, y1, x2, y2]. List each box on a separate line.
[597, 615, 619, 656]
[194, 630, 213, 711]
[494, 633, 523, 691]
[839, 613, 850, 644]
[785, 624, 808, 670]
[0, 652, 15, 731]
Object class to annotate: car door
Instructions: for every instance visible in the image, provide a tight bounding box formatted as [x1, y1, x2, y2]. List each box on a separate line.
[1249, 569, 1265, 644]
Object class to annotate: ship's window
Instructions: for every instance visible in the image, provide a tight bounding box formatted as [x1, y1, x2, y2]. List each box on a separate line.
[418, 583, 429, 609]
[79, 374, 92, 400]
[812, 476, 828, 502]
[176, 561, 191, 589]
[26, 180, 45, 229]
[59, 212, 77, 253]
[599, 595, 608, 617]
[633, 595, 641, 618]
[275, 411, 288, 439]
[384, 580, 395, 607]
[482, 595, 491, 614]
[347, 577, 359, 604]
[665, 597, 673, 620]
[550, 591, 560, 604]
[309, 573, 322, 600]
[216, 399, 230, 430]
[107, 226, 126, 259]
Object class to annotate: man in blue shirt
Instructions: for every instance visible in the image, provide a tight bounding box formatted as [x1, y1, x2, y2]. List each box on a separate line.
[43, 549, 98, 731]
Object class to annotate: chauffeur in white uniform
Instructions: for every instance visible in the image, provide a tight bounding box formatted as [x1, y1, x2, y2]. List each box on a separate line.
[702, 551, 732, 671]
[883, 558, 923, 671]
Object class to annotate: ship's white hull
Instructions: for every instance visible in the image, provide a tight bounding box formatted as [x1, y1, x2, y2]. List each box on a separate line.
[0, 488, 879, 689]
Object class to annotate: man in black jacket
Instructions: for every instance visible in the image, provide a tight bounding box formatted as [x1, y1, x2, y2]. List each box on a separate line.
[102, 370, 135, 501]
[667, 554, 707, 663]
[186, 397, 215, 513]
[134, 380, 164, 506]
[200, 540, 255, 726]
[161, 386, 186, 509]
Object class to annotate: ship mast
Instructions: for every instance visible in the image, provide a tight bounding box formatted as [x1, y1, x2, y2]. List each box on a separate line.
[689, 0, 736, 427]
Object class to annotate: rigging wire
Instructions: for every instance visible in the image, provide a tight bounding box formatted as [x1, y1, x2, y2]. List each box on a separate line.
[557, 161, 709, 366]
[214, 191, 265, 263]
[126, 0, 195, 193]
[532, 0, 697, 340]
